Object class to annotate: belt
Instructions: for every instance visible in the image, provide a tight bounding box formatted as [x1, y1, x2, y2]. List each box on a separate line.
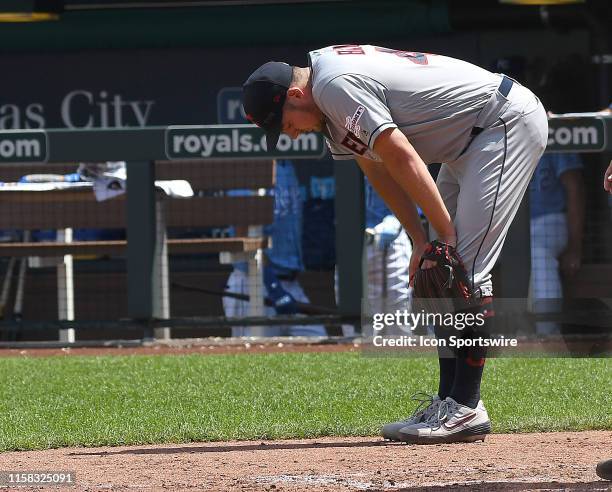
[470, 75, 514, 138]
[498, 75, 514, 98]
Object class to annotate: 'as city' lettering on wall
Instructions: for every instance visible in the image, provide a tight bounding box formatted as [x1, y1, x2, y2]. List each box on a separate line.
[0, 90, 155, 129]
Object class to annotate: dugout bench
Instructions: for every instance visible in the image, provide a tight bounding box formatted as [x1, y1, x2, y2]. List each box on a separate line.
[0, 159, 275, 341]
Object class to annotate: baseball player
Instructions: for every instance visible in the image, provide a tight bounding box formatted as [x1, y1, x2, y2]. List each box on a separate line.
[364, 180, 413, 331]
[528, 152, 585, 335]
[527, 54, 586, 337]
[335, 181, 412, 337]
[598, 162, 612, 481]
[243, 44, 548, 444]
[223, 159, 326, 337]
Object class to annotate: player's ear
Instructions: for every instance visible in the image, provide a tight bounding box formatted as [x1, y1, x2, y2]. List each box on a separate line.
[286, 87, 304, 99]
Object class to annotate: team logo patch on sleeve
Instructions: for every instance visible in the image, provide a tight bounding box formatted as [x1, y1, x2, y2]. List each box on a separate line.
[341, 131, 368, 155]
[344, 105, 366, 134]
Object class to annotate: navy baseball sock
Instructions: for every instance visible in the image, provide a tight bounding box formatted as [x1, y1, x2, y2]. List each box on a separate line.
[449, 346, 486, 409]
[437, 356, 455, 399]
[449, 297, 495, 409]
[434, 324, 457, 399]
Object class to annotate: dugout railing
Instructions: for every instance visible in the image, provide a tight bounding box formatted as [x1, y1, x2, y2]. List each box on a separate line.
[0, 116, 609, 344]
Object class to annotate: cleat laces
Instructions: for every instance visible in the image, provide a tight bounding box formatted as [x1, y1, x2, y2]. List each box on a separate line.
[430, 398, 460, 429]
[402, 392, 436, 423]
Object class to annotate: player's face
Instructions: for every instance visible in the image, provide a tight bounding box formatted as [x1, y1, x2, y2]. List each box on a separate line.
[281, 103, 323, 139]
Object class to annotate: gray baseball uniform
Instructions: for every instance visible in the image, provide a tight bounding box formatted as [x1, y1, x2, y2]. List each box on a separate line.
[310, 44, 548, 295]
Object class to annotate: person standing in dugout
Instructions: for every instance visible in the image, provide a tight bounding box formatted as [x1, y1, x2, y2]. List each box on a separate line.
[242, 44, 548, 444]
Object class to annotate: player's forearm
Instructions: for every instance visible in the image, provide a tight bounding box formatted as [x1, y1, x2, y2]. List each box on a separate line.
[355, 157, 427, 245]
[561, 171, 585, 251]
[565, 188, 585, 251]
[383, 156, 454, 244]
[373, 129, 455, 245]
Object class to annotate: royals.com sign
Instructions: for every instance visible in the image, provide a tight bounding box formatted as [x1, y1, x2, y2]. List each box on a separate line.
[0, 130, 47, 162]
[165, 125, 326, 160]
[547, 117, 607, 152]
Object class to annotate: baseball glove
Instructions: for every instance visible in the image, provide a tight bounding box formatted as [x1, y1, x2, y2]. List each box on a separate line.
[413, 240, 475, 313]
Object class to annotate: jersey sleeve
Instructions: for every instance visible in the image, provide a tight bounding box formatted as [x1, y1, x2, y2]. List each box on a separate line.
[316, 75, 397, 155]
[325, 138, 354, 160]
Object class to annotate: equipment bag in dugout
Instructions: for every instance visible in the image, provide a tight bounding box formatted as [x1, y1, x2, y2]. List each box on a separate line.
[413, 240, 475, 314]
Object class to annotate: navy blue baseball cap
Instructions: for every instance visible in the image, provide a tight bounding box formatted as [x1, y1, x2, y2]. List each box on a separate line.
[242, 61, 292, 150]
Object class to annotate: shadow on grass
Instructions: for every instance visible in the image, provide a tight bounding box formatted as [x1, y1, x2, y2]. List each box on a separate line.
[69, 438, 400, 456]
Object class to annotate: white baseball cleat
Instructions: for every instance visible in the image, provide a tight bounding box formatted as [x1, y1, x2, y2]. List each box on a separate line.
[397, 396, 491, 444]
[381, 393, 441, 441]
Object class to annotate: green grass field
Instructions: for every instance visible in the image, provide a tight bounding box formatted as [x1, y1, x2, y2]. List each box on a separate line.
[0, 353, 610, 451]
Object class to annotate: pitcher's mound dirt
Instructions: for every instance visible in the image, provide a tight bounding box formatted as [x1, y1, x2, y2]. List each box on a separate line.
[1, 431, 610, 491]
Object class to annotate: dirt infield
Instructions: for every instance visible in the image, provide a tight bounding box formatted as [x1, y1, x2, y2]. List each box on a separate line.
[1, 431, 610, 491]
[0, 338, 359, 358]
[1, 341, 610, 490]
[0, 334, 608, 358]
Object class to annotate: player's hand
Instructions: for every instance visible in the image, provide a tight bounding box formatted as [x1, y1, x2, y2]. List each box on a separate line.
[421, 235, 456, 270]
[409, 241, 429, 286]
[559, 247, 581, 277]
[409, 236, 459, 286]
[436, 233, 457, 249]
[604, 160, 612, 193]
